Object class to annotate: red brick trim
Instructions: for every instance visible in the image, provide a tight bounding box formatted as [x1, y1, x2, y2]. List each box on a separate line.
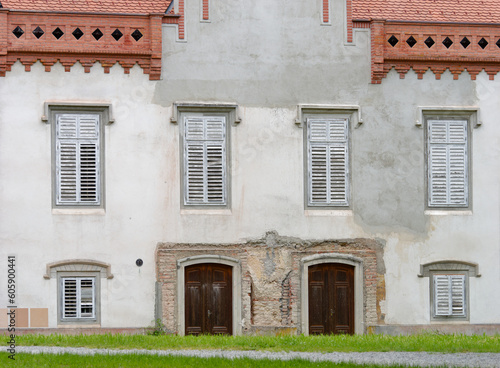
[0, 9, 164, 79]
[203, 0, 210, 21]
[346, 0, 353, 42]
[322, 0, 329, 24]
[369, 19, 500, 83]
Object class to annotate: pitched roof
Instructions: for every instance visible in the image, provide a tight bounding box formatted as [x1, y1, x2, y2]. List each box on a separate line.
[352, 0, 500, 24]
[0, 0, 172, 14]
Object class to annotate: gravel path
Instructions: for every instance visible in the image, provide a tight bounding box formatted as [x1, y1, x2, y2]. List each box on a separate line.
[17, 346, 500, 367]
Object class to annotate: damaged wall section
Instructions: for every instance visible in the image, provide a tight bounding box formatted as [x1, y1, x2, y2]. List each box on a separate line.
[156, 231, 385, 335]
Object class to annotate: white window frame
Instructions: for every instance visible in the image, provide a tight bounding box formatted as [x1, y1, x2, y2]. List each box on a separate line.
[174, 104, 238, 209]
[48, 104, 109, 209]
[57, 272, 100, 324]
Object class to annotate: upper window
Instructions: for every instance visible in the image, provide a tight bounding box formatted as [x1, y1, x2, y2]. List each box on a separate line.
[426, 117, 469, 208]
[182, 115, 228, 206]
[48, 104, 108, 208]
[306, 117, 350, 207]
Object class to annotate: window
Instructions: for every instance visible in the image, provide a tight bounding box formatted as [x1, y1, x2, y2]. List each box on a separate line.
[48, 104, 109, 208]
[426, 118, 469, 208]
[306, 117, 350, 207]
[62, 277, 96, 320]
[58, 273, 100, 324]
[182, 115, 228, 206]
[419, 261, 480, 321]
[55, 114, 101, 205]
[433, 274, 466, 318]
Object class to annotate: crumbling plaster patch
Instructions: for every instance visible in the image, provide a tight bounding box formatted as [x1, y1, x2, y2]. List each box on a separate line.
[156, 231, 385, 334]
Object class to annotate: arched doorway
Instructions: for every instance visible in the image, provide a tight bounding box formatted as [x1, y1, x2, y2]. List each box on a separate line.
[176, 255, 241, 336]
[308, 263, 354, 334]
[301, 254, 363, 335]
[185, 263, 232, 335]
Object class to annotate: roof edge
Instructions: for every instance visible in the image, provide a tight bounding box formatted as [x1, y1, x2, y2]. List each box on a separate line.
[353, 18, 500, 27]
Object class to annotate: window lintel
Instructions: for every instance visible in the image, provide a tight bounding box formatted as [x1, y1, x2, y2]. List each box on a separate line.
[416, 107, 480, 128]
[418, 260, 480, 278]
[44, 259, 113, 280]
[296, 104, 362, 128]
[171, 102, 241, 125]
[42, 101, 114, 125]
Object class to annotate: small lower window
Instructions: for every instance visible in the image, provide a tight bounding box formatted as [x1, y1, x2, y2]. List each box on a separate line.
[433, 274, 466, 318]
[58, 274, 100, 324]
[419, 260, 479, 322]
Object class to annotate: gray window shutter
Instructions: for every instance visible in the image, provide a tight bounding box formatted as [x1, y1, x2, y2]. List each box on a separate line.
[56, 114, 100, 205]
[428, 120, 468, 207]
[433, 274, 465, 317]
[450, 275, 466, 316]
[184, 117, 226, 205]
[63, 277, 95, 319]
[308, 118, 349, 206]
[63, 278, 78, 318]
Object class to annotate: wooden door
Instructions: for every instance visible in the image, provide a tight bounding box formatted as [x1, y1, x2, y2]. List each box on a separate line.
[308, 263, 354, 335]
[185, 263, 232, 335]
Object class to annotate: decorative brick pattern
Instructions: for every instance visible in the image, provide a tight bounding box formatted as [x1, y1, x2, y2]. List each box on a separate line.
[366, 20, 500, 83]
[0, 9, 164, 79]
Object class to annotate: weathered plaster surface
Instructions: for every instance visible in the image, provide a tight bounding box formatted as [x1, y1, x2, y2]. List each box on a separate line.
[1, 0, 500, 332]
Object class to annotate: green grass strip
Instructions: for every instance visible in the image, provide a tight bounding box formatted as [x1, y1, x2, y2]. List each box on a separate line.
[0, 352, 446, 368]
[15, 333, 500, 353]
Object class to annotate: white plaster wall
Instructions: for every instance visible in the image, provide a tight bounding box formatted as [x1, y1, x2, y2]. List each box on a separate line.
[0, 62, 168, 327]
[1, 0, 499, 329]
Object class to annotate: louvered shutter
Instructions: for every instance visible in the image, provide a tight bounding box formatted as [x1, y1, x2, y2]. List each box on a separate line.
[184, 117, 226, 205]
[62, 277, 95, 319]
[428, 120, 468, 207]
[63, 278, 78, 318]
[307, 118, 349, 206]
[433, 274, 465, 317]
[56, 114, 100, 205]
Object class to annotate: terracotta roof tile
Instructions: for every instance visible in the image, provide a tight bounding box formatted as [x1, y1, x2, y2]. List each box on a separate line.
[353, 0, 500, 24]
[1, 0, 172, 14]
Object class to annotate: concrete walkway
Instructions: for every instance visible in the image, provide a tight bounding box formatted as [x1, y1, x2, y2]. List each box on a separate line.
[17, 346, 500, 367]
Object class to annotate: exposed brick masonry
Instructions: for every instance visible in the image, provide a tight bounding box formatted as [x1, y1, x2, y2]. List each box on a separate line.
[156, 233, 384, 335]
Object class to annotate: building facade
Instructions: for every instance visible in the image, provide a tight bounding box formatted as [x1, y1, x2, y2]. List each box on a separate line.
[1, 0, 499, 335]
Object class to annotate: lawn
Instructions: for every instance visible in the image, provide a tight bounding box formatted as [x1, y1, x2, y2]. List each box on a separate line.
[0, 353, 445, 368]
[16, 333, 500, 353]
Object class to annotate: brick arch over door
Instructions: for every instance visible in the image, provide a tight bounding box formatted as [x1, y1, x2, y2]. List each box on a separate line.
[300, 254, 364, 335]
[176, 255, 242, 336]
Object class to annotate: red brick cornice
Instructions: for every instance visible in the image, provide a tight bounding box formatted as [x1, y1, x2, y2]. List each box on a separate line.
[0, 9, 166, 79]
[366, 19, 500, 83]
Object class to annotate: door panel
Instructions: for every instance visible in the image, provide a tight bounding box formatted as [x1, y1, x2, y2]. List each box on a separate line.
[308, 263, 354, 335]
[185, 264, 232, 335]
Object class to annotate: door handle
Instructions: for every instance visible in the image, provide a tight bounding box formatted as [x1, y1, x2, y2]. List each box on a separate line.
[330, 308, 334, 317]
[207, 310, 211, 318]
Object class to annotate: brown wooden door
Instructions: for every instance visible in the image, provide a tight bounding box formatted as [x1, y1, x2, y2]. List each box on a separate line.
[185, 263, 232, 335]
[308, 263, 354, 335]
